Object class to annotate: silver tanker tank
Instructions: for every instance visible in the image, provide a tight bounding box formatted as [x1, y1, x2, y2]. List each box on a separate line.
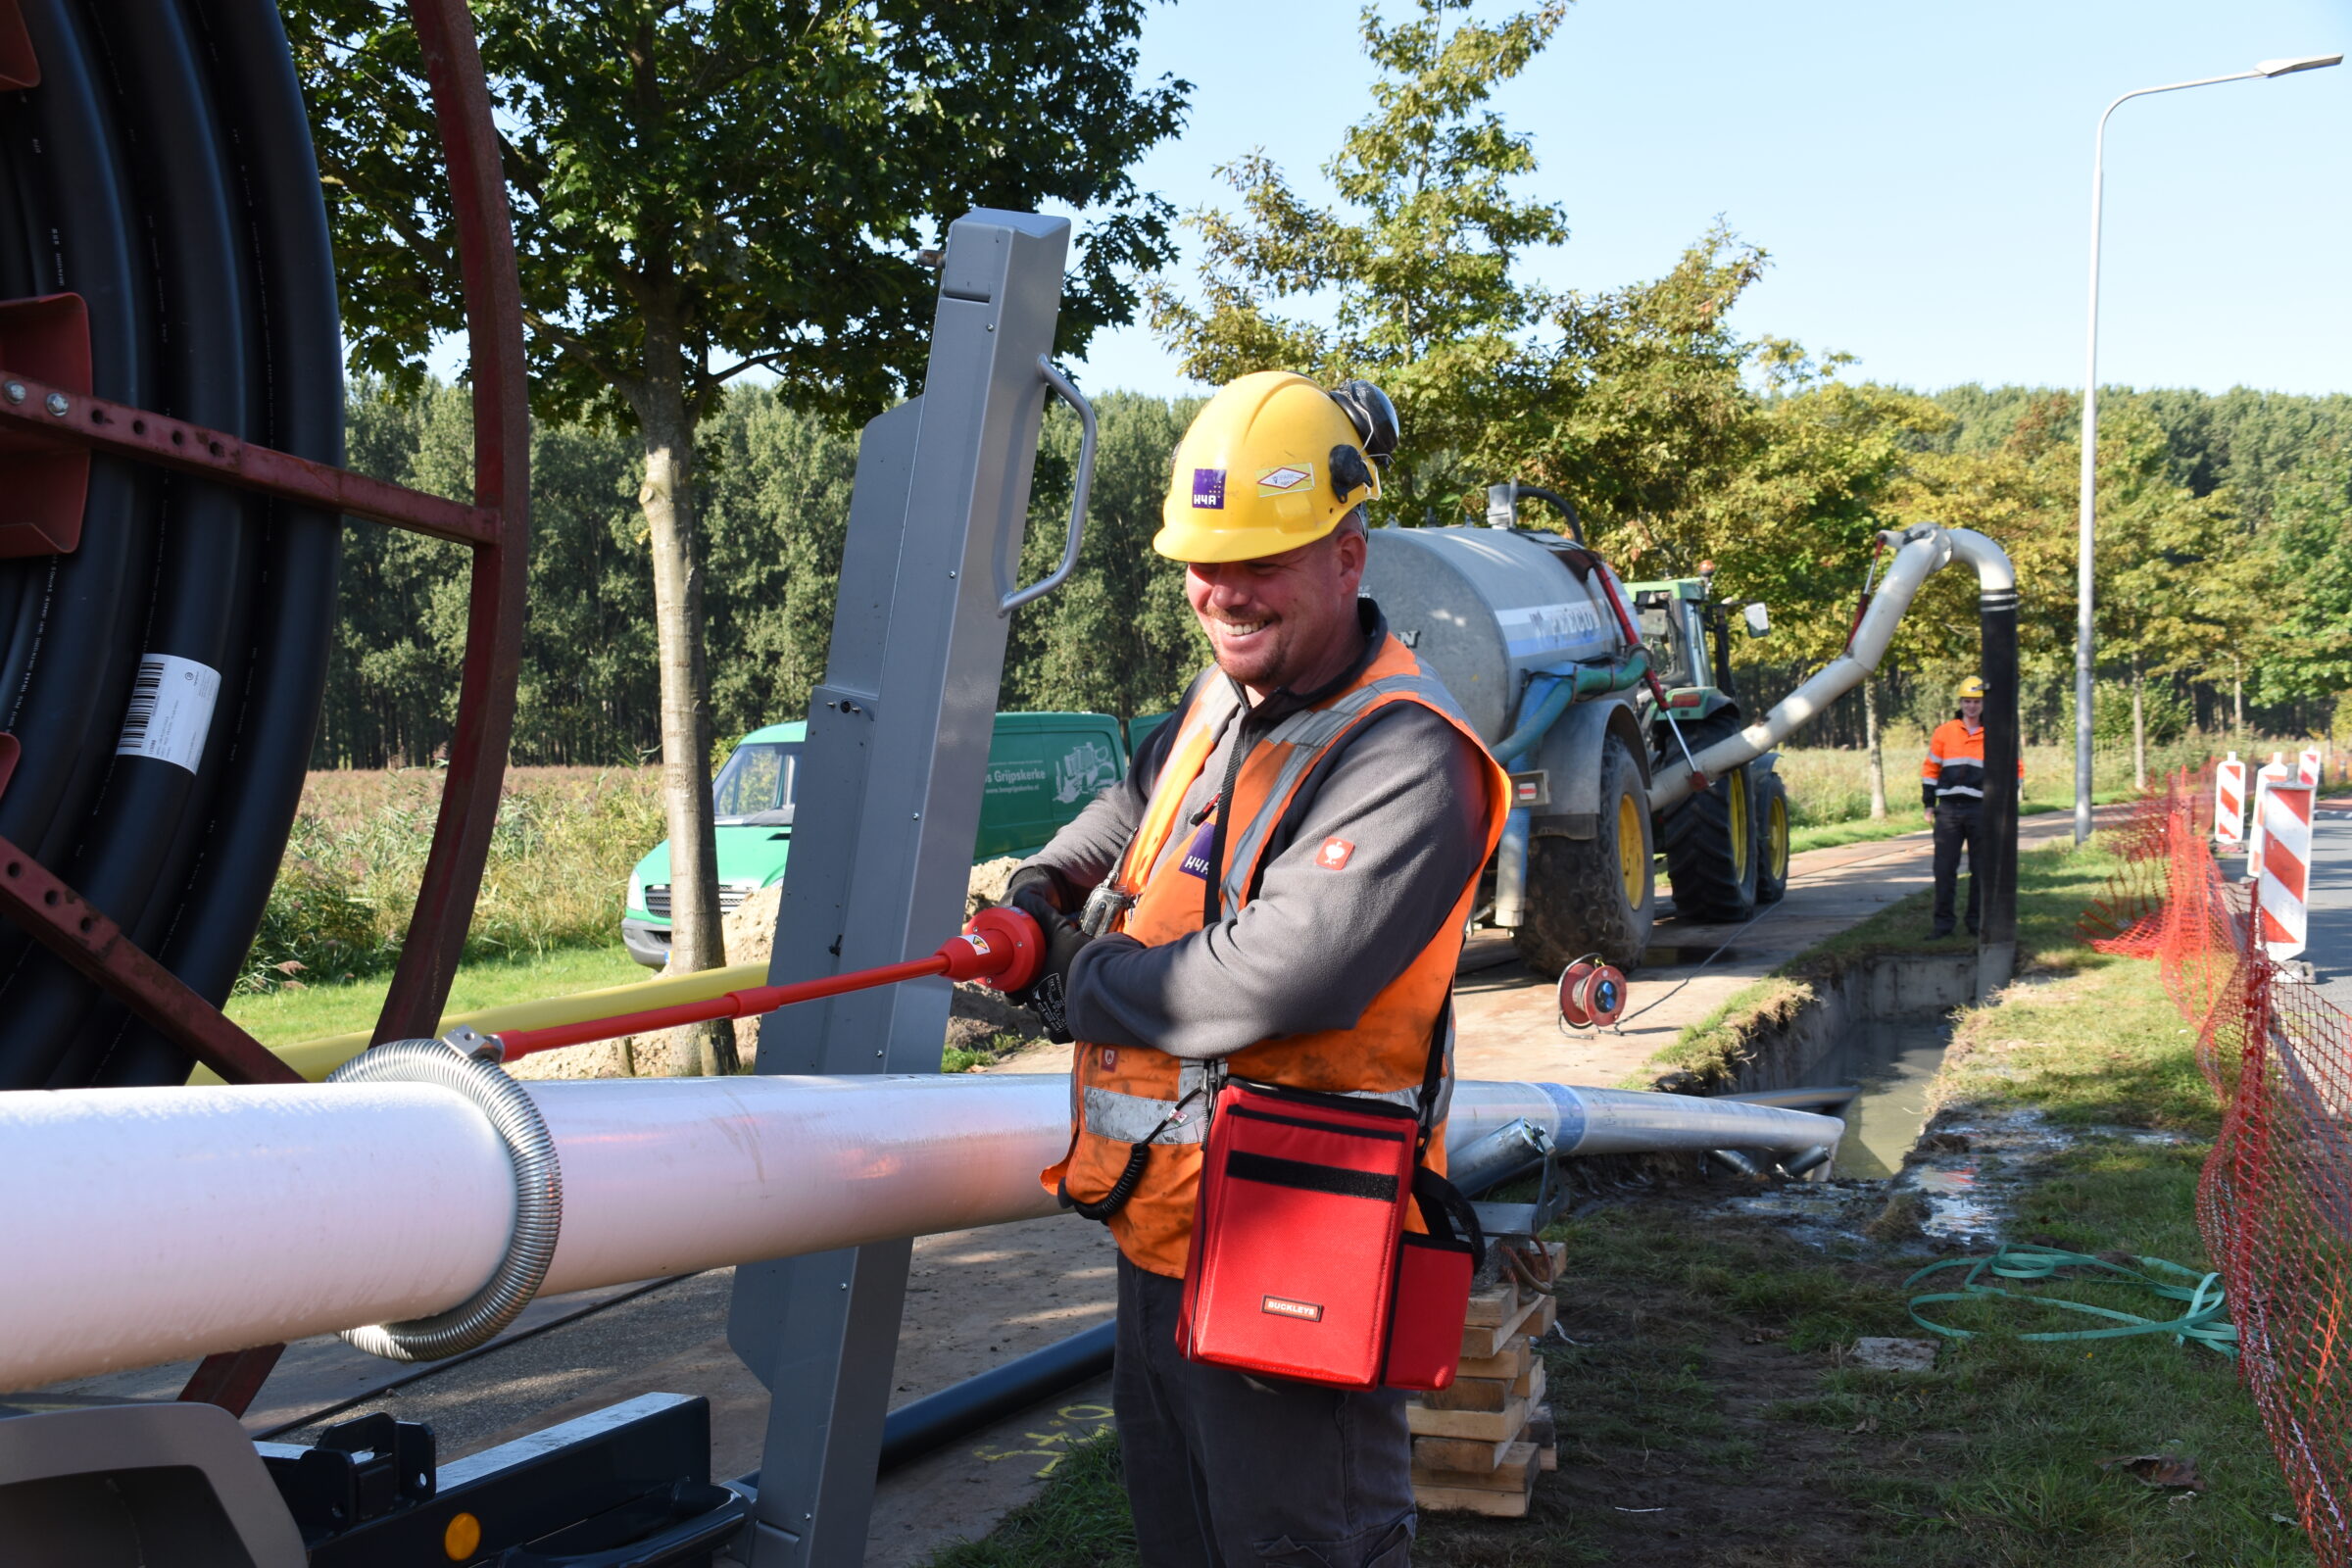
[1360, 525, 1630, 744]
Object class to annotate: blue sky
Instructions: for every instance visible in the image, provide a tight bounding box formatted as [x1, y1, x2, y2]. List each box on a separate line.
[1065, 0, 2350, 399]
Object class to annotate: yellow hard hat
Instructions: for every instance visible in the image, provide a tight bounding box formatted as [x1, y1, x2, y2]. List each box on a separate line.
[1956, 675, 1986, 699]
[1154, 371, 1396, 563]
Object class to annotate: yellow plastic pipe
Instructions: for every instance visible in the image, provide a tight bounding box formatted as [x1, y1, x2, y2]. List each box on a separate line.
[193, 961, 772, 1084]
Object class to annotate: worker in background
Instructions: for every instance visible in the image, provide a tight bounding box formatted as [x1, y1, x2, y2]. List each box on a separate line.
[1004, 371, 1507, 1568]
[1922, 674, 2020, 938]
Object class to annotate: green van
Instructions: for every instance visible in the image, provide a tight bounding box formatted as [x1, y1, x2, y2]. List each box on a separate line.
[621, 711, 1129, 967]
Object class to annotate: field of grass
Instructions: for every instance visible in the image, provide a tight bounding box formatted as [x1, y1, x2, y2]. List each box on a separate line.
[1773, 737, 2228, 856]
[240, 765, 662, 995]
[930, 839, 2311, 1567]
[224, 943, 648, 1047]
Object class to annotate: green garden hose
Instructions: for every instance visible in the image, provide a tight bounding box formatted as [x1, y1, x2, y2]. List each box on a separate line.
[1905, 1243, 2238, 1358]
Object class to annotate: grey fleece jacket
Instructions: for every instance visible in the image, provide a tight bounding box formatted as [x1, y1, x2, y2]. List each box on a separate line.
[1019, 601, 1490, 1061]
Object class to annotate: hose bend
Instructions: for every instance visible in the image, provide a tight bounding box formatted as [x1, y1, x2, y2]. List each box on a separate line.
[328, 1040, 564, 1361]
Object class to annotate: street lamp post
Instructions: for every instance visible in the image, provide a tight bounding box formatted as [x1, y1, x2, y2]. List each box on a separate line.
[2075, 53, 2340, 845]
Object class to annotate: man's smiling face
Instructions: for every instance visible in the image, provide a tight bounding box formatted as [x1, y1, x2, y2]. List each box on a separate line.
[1184, 522, 1368, 701]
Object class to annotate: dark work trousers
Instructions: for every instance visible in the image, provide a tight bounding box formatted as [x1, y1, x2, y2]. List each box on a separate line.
[1113, 1253, 1416, 1568]
[1932, 797, 1984, 931]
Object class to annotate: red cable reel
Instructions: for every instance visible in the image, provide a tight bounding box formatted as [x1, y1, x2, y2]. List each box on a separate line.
[1556, 956, 1628, 1030]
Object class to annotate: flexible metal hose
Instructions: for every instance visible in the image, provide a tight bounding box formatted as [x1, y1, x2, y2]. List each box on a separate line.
[328, 1040, 566, 1361]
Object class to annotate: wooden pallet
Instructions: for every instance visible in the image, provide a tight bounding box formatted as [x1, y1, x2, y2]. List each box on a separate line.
[1405, 1244, 1563, 1517]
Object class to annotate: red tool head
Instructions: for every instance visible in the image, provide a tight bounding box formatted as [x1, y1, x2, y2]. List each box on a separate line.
[946, 904, 1046, 992]
[1557, 959, 1627, 1030]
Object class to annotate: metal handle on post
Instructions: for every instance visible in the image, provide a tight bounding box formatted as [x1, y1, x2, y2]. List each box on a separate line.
[1001, 356, 1096, 613]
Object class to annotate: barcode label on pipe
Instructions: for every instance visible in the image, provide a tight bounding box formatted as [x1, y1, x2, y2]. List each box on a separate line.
[116, 654, 220, 773]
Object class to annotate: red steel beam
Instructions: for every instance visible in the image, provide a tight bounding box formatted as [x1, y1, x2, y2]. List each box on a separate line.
[0, 372, 499, 546]
[372, 0, 531, 1044]
[0, 834, 301, 1088]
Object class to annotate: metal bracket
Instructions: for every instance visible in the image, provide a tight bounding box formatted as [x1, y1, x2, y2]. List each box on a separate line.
[0, 0, 36, 91]
[0, 293, 92, 556]
[1001, 357, 1095, 613]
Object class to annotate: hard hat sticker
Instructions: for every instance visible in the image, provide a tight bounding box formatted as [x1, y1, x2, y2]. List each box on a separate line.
[1255, 464, 1313, 497]
[1191, 467, 1226, 510]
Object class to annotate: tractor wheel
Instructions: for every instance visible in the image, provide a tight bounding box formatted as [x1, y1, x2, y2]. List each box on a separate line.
[1754, 770, 1790, 905]
[1659, 741, 1760, 925]
[1514, 733, 1654, 971]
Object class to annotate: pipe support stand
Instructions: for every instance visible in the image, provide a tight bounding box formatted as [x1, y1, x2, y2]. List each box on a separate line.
[327, 1039, 564, 1361]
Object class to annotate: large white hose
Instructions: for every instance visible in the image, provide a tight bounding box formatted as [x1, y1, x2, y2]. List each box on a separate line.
[0, 1072, 1838, 1389]
[1647, 525, 2016, 814]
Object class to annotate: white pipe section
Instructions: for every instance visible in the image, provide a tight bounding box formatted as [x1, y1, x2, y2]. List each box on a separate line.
[0, 1073, 1842, 1389]
[1646, 526, 2013, 815]
[6, 1082, 515, 1390]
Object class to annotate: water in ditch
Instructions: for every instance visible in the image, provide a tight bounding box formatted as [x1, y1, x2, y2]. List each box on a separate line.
[1804, 1014, 1954, 1180]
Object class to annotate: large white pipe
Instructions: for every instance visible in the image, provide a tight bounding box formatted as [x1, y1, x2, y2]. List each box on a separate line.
[0, 1073, 1838, 1390]
[1647, 525, 2016, 814]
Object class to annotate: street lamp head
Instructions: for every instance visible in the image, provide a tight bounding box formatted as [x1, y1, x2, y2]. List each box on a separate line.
[2257, 54, 2342, 77]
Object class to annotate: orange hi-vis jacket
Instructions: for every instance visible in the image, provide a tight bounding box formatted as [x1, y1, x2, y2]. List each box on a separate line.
[1041, 635, 1509, 1277]
[1921, 717, 2022, 802]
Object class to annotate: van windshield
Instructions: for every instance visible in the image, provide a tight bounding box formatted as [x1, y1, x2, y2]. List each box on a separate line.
[713, 742, 800, 825]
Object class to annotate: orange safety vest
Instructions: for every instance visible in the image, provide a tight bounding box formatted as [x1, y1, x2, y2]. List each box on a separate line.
[1922, 717, 2022, 800]
[1041, 635, 1509, 1277]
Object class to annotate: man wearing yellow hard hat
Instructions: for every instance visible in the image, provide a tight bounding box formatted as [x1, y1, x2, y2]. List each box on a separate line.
[1005, 371, 1508, 1564]
[1922, 674, 2020, 939]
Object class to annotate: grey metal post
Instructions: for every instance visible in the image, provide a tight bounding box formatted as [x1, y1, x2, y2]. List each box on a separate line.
[724, 210, 1077, 1567]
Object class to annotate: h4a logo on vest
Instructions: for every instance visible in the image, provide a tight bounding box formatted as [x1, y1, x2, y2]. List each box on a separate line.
[1315, 837, 1355, 870]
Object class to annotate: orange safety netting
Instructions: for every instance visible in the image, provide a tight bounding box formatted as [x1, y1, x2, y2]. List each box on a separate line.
[2081, 765, 2352, 1559]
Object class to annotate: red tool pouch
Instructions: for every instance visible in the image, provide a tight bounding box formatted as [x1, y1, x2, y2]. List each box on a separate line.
[1175, 1013, 1486, 1391]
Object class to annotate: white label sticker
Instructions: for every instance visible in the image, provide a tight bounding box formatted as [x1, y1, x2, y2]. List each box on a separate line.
[1494, 600, 1604, 659]
[117, 654, 221, 773]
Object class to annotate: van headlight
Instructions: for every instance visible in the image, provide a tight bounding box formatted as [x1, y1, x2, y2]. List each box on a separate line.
[626, 868, 646, 916]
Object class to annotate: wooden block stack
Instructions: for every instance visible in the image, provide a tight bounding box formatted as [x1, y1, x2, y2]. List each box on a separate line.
[1406, 1243, 1563, 1517]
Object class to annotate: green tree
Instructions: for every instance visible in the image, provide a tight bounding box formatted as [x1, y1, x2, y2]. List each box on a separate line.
[1149, 0, 1569, 517]
[291, 2, 1187, 1069]
[2253, 444, 2352, 706]
[1004, 394, 1206, 718]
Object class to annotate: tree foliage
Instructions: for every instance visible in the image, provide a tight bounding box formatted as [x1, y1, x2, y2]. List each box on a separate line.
[293, 0, 1187, 423]
[1148, 0, 1568, 515]
[291, 0, 1188, 1030]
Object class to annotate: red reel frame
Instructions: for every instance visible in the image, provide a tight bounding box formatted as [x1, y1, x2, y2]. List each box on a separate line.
[1557, 959, 1628, 1030]
[0, 0, 528, 1414]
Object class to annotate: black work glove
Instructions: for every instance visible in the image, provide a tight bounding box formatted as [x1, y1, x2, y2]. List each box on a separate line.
[1009, 885, 1091, 1044]
[1003, 863, 1066, 914]
[1922, 784, 1939, 814]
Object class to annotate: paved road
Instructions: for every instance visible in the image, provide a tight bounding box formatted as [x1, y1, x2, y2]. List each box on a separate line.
[2305, 798, 2352, 1011]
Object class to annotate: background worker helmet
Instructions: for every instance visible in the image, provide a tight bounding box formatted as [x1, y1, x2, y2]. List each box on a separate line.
[1956, 675, 1986, 700]
[1154, 371, 1398, 563]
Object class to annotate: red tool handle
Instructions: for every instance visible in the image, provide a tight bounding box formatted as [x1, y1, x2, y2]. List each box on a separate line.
[490, 904, 1045, 1063]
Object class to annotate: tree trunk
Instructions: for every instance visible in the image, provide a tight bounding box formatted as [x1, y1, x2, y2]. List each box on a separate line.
[2233, 671, 2244, 740]
[2131, 654, 2147, 792]
[1863, 675, 1887, 821]
[634, 361, 737, 1078]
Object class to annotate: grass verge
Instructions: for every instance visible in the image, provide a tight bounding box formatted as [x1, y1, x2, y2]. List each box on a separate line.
[1640, 835, 2122, 1090]
[224, 942, 647, 1047]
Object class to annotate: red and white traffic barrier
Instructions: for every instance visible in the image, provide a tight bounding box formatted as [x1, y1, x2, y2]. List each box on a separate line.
[2299, 747, 2323, 787]
[2250, 753, 2291, 873]
[2256, 782, 2315, 962]
[2215, 753, 2247, 848]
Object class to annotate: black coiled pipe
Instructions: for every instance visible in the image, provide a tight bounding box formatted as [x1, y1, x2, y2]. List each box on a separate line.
[0, 0, 341, 1089]
[13, 0, 259, 1087]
